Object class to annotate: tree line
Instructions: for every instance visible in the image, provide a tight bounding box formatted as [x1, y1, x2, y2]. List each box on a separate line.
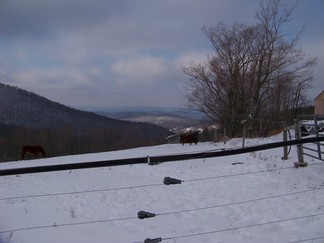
[0, 122, 170, 162]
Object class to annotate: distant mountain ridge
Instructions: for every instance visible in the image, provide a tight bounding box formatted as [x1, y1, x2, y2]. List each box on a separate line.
[78, 105, 206, 120]
[0, 83, 172, 162]
[0, 83, 117, 128]
[98, 110, 201, 131]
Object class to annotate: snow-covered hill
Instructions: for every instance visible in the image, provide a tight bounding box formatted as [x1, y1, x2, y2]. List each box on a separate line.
[0, 133, 323, 243]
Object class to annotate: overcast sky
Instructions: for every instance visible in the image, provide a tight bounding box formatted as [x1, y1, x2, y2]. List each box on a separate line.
[0, 0, 323, 110]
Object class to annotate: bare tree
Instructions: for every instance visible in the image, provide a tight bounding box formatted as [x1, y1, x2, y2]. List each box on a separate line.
[183, 0, 317, 137]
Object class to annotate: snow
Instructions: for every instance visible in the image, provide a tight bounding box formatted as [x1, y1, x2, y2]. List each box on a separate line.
[0, 132, 323, 243]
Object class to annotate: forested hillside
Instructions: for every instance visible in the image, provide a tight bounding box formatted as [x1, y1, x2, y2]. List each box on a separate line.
[0, 83, 172, 162]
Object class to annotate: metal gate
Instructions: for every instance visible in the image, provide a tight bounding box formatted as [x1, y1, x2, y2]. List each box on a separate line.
[297, 115, 324, 161]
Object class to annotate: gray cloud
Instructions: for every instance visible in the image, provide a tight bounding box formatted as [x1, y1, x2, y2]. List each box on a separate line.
[0, 0, 124, 38]
[0, 0, 323, 108]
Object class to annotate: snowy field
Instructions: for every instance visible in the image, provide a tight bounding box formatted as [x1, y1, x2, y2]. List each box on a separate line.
[0, 132, 323, 243]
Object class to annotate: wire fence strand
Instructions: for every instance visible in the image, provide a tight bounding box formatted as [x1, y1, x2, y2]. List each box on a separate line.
[1, 186, 323, 235]
[132, 213, 324, 243]
[1, 162, 323, 202]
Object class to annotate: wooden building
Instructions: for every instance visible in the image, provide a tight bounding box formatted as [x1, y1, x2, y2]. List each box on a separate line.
[315, 90, 324, 115]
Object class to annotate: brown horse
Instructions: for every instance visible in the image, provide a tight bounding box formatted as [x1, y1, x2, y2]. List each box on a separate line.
[180, 132, 199, 145]
[20, 145, 46, 160]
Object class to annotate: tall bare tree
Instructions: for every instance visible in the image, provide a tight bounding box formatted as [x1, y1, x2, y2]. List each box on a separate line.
[183, 0, 317, 137]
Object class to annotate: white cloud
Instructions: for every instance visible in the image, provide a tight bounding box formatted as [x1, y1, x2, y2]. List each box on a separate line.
[111, 55, 169, 82]
[175, 51, 209, 70]
[12, 67, 92, 90]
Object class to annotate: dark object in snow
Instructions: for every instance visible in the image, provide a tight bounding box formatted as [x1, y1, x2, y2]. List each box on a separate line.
[144, 238, 162, 243]
[163, 176, 182, 185]
[232, 162, 244, 165]
[137, 211, 156, 219]
[294, 162, 308, 168]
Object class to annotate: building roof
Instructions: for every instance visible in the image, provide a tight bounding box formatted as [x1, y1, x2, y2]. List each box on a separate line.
[315, 90, 324, 100]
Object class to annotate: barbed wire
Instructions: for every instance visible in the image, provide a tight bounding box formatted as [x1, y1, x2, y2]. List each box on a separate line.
[1, 162, 323, 202]
[154, 187, 324, 218]
[1, 186, 322, 235]
[0, 182, 162, 202]
[185, 161, 324, 183]
[0, 215, 138, 234]
[133, 213, 324, 243]
[289, 236, 324, 243]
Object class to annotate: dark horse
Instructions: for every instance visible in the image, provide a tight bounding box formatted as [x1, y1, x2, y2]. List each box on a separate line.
[180, 132, 199, 145]
[20, 145, 45, 160]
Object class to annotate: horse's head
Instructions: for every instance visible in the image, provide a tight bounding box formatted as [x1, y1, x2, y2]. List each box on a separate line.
[36, 145, 46, 158]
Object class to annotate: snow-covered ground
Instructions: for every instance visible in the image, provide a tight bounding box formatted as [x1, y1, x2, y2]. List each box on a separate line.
[0, 132, 323, 243]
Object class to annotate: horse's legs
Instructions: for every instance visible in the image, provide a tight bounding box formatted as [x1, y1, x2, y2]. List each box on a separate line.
[20, 151, 25, 160]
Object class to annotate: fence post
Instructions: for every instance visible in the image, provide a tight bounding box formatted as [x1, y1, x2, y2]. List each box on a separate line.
[282, 121, 288, 160]
[294, 121, 308, 168]
[314, 116, 322, 160]
[213, 129, 218, 143]
[242, 123, 246, 148]
[223, 128, 227, 144]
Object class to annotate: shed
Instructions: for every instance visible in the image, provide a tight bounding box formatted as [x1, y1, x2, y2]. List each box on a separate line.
[315, 90, 324, 115]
